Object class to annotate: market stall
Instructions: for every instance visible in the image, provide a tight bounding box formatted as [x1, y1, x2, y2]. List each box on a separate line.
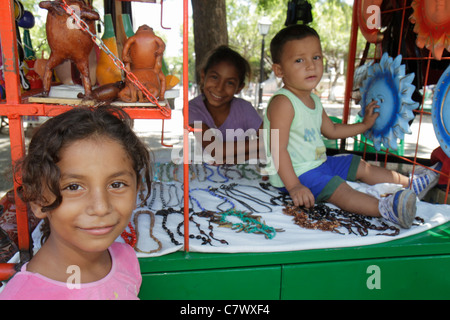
[1, 0, 450, 300]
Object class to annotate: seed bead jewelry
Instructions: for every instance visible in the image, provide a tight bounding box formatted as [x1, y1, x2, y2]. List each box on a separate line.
[167, 183, 181, 207]
[121, 222, 137, 247]
[189, 164, 197, 181]
[133, 208, 163, 254]
[176, 214, 212, 246]
[211, 186, 257, 213]
[156, 208, 182, 245]
[189, 187, 235, 213]
[211, 209, 283, 239]
[220, 183, 274, 213]
[194, 210, 229, 245]
[165, 162, 174, 182]
[190, 163, 206, 182]
[282, 204, 408, 236]
[221, 164, 243, 180]
[172, 163, 181, 183]
[204, 163, 229, 183]
[158, 182, 170, 208]
[238, 164, 260, 180]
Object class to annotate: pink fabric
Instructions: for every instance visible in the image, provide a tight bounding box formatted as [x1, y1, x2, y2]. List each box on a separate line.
[0, 242, 141, 300]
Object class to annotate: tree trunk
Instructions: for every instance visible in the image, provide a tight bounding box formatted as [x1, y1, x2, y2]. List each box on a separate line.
[191, 0, 228, 85]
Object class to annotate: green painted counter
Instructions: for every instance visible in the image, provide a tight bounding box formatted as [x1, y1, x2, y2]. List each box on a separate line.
[138, 221, 450, 299]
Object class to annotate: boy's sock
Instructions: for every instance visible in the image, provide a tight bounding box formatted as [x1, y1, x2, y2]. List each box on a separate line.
[379, 189, 417, 229]
[409, 162, 442, 200]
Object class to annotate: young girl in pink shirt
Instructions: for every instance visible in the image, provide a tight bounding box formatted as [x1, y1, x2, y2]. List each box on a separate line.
[0, 106, 152, 300]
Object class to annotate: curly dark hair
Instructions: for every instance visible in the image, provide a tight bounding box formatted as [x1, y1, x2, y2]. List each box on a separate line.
[15, 105, 152, 243]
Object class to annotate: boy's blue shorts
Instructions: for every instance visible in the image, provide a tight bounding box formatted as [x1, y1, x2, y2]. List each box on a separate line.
[278, 154, 361, 203]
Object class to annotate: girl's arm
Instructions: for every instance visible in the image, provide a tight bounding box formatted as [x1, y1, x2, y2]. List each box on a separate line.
[190, 122, 264, 163]
[223, 123, 264, 163]
[267, 95, 315, 208]
[321, 100, 379, 139]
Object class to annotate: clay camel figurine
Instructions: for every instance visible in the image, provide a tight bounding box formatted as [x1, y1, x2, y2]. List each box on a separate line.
[39, 0, 99, 99]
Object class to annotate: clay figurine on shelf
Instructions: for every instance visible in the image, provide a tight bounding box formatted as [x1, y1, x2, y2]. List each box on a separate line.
[77, 80, 125, 104]
[39, 0, 100, 98]
[118, 25, 166, 103]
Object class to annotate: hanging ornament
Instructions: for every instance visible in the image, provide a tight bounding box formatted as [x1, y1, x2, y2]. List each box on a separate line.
[17, 10, 35, 29]
[357, 0, 384, 44]
[358, 53, 419, 151]
[409, 0, 450, 60]
[432, 64, 450, 158]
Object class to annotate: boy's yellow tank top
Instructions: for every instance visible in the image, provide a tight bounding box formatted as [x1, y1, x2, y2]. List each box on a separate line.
[263, 88, 327, 188]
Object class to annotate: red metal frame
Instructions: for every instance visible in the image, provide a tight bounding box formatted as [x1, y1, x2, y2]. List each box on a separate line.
[182, 0, 190, 252]
[4, 0, 448, 283]
[0, 0, 173, 280]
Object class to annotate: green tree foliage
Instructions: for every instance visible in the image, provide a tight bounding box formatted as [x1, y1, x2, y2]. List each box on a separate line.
[228, 0, 366, 98]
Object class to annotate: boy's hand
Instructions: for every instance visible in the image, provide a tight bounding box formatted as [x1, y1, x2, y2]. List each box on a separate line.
[362, 100, 379, 129]
[288, 185, 315, 208]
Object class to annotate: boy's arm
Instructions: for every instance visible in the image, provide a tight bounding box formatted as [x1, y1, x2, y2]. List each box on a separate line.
[267, 95, 315, 208]
[321, 100, 379, 139]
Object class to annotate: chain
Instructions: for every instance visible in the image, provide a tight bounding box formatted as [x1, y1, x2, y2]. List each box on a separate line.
[59, 0, 170, 117]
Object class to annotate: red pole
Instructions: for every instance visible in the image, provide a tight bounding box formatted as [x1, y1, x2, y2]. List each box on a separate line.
[342, 0, 359, 126]
[182, 0, 190, 252]
[0, 0, 31, 264]
[0, 0, 21, 104]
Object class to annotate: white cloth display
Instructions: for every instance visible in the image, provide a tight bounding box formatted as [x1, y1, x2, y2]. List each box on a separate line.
[28, 164, 450, 258]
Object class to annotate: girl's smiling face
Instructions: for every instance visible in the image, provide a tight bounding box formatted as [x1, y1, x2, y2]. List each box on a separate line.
[32, 137, 138, 254]
[201, 60, 245, 111]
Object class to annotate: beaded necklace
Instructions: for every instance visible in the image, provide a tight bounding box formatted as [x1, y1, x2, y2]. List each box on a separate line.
[152, 184, 231, 246]
[120, 222, 137, 247]
[175, 211, 230, 246]
[282, 204, 410, 236]
[221, 164, 243, 179]
[189, 187, 235, 213]
[172, 163, 181, 183]
[218, 183, 275, 213]
[210, 209, 283, 239]
[122, 186, 163, 252]
[133, 208, 163, 254]
[192, 211, 229, 245]
[204, 163, 229, 183]
[156, 208, 182, 245]
[191, 163, 206, 182]
[238, 164, 260, 180]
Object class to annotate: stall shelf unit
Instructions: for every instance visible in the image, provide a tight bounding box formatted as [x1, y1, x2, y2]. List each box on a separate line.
[1, 0, 450, 300]
[0, 0, 174, 280]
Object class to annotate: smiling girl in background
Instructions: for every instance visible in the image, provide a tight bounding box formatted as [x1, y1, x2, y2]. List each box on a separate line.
[189, 45, 264, 163]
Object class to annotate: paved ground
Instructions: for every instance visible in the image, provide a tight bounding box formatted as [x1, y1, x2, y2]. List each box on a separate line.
[0, 93, 440, 197]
